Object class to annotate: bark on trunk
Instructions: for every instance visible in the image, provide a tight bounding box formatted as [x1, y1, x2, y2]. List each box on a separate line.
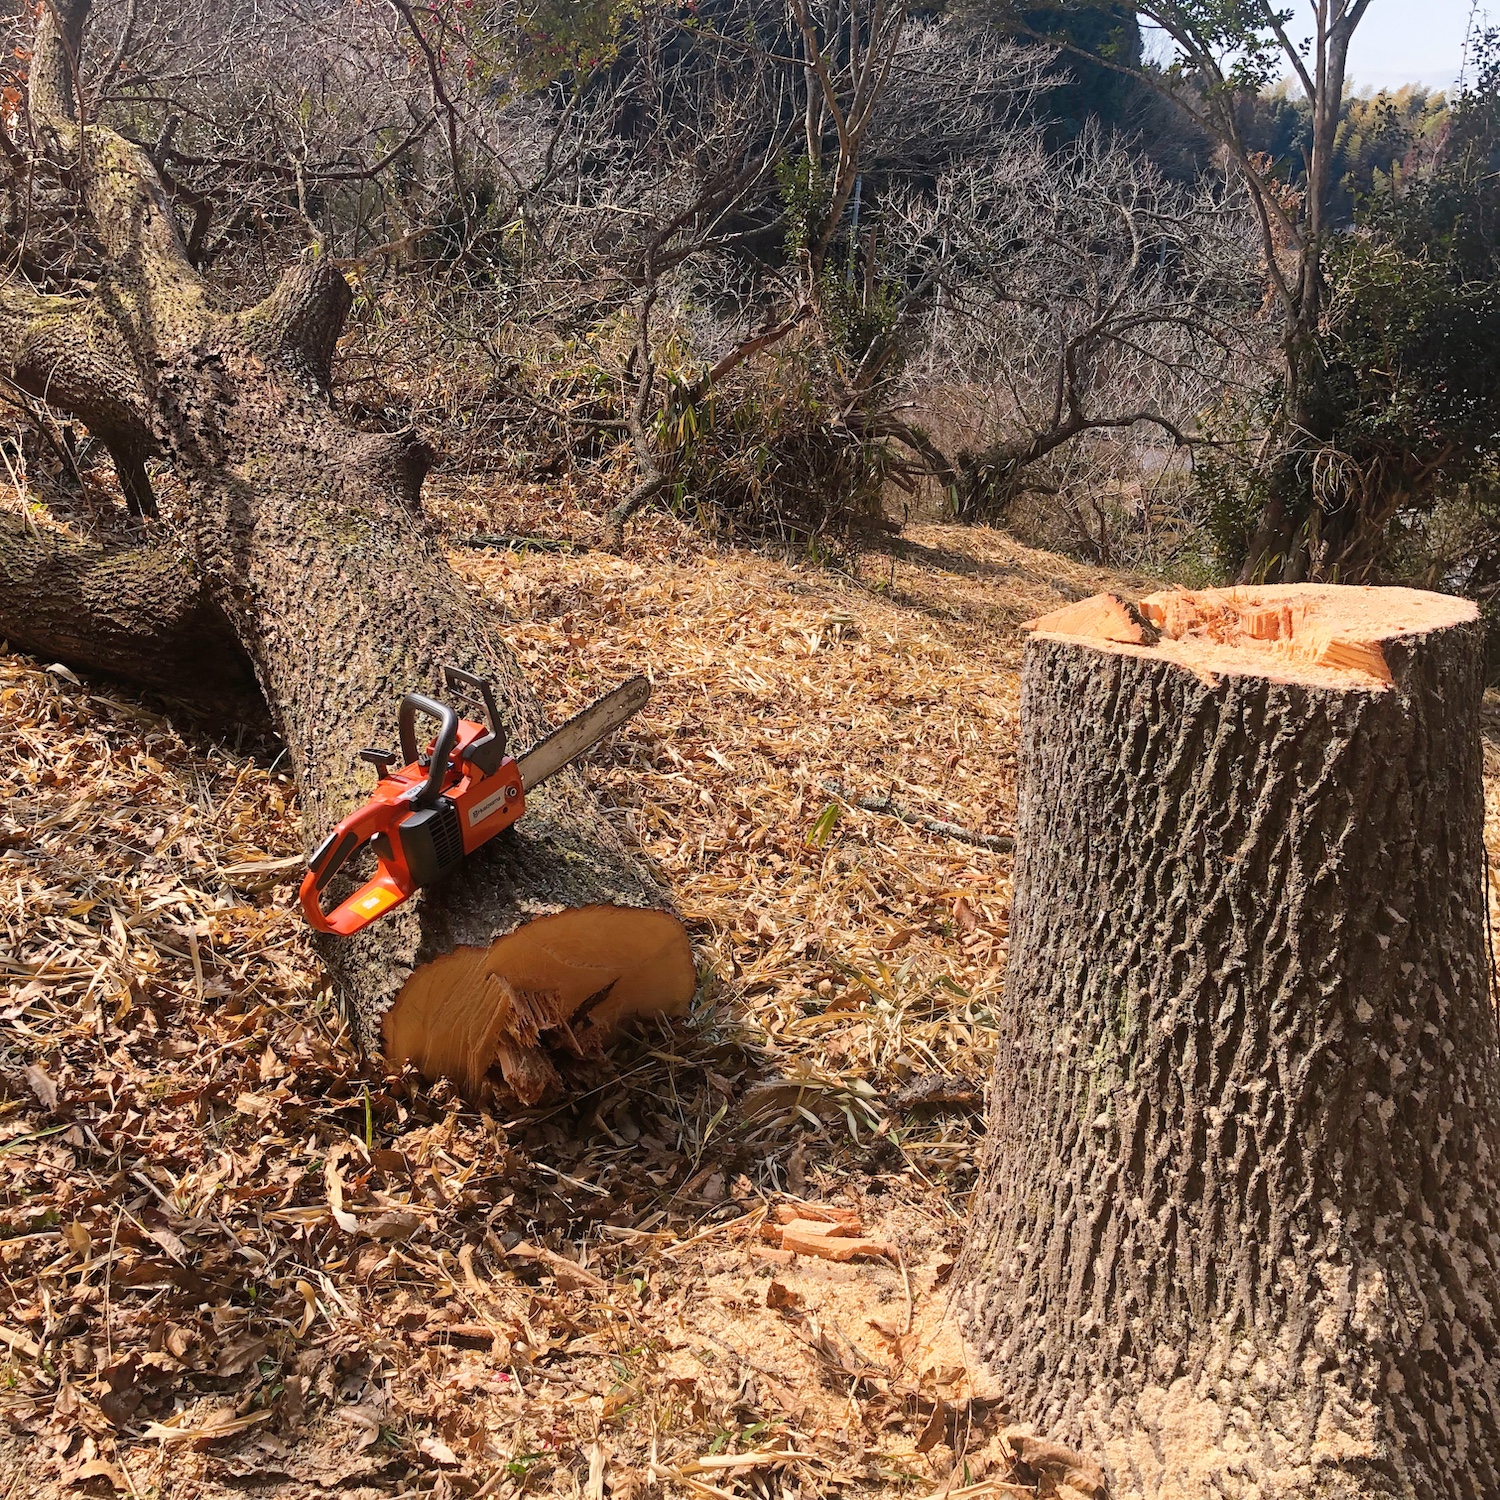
[0, 509, 266, 725]
[959, 585, 1500, 1499]
[0, 2, 695, 1095]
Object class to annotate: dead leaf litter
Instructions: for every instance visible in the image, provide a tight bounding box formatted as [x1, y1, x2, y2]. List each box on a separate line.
[4, 487, 1491, 1497]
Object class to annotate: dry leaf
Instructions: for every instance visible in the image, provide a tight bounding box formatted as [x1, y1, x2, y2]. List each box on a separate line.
[419, 1435, 460, 1467]
[915, 1398, 948, 1453]
[26, 1062, 57, 1111]
[69, 1458, 126, 1491]
[215, 1335, 268, 1377]
[765, 1280, 803, 1311]
[324, 1156, 360, 1235]
[365, 1210, 422, 1242]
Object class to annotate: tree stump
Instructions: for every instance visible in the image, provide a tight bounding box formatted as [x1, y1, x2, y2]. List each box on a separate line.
[959, 584, 1500, 1499]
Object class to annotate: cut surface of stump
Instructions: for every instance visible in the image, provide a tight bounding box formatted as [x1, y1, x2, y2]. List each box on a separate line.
[961, 583, 1500, 1499]
[384, 903, 695, 1097]
[1025, 582, 1472, 687]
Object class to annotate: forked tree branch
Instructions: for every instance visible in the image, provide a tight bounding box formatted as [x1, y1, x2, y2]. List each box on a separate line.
[241, 257, 355, 394]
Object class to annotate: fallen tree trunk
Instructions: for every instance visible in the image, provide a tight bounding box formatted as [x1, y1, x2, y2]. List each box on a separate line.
[959, 584, 1500, 1498]
[0, 2, 694, 1096]
[0, 510, 267, 726]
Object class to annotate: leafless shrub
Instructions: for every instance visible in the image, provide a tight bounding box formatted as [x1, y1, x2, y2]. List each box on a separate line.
[0, 0, 1269, 557]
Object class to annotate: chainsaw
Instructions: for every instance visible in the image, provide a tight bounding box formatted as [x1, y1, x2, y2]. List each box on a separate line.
[299, 666, 650, 936]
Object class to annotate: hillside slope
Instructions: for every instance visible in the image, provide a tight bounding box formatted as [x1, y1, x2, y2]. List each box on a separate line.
[0, 498, 1481, 1497]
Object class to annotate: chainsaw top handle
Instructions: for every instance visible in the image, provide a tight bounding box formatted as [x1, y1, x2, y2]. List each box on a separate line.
[398, 693, 460, 808]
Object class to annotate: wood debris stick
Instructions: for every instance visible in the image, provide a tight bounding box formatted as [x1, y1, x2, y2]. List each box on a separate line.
[779, 1226, 894, 1261]
[659, 1208, 765, 1260]
[142, 1408, 275, 1443]
[772, 1202, 862, 1231]
[684, 1450, 816, 1473]
[649, 1466, 740, 1500]
[822, 781, 1013, 853]
[912, 1482, 1036, 1500]
[0, 1322, 40, 1358]
[456, 534, 588, 553]
[760, 1203, 894, 1261]
[505, 1239, 607, 1291]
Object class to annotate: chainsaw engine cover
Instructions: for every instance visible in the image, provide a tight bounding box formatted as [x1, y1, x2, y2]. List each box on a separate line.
[399, 801, 465, 887]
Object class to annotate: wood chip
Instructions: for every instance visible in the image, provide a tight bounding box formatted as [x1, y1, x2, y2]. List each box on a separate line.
[779, 1226, 894, 1261]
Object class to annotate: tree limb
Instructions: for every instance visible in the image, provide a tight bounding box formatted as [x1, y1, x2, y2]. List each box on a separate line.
[0, 508, 266, 723]
[0, 283, 159, 516]
[241, 256, 355, 394]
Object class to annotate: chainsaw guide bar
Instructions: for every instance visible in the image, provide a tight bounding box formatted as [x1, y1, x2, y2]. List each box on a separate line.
[299, 668, 651, 936]
[516, 674, 652, 792]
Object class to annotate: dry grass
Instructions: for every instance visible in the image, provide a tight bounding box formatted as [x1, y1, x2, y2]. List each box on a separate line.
[1, 481, 1489, 1499]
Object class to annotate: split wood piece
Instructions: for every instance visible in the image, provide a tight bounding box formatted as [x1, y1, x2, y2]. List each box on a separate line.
[1, 3, 696, 1086]
[777, 1226, 894, 1262]
[965, 581, 1500, 1498]
[760, 1217, 847, 1242]
[761, 1205, 893, 1262]
[772, 1202, 863, 1232]
[1023, 582, 1473, 689]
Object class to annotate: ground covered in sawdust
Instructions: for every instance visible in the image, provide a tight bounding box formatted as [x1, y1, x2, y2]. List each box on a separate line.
[2, 487, 1494, 1499]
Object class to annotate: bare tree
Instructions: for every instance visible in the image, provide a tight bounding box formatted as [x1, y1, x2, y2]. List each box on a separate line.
[882, 124, 1264, 520]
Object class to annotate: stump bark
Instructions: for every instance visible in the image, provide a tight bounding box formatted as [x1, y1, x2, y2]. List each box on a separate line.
[0, 3, 694, 1095]
[958, 584, 1500, 1499]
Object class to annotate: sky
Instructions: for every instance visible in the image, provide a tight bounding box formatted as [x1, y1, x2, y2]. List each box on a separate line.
[1140, 1, 1481, 96]
[1345, 0, 1479, 93]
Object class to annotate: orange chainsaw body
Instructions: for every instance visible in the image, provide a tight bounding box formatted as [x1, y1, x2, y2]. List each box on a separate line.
[299, 669, 526, 936]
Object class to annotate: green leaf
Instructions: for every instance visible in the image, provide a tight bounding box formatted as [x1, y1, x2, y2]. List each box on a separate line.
[807, 800, 841, 847]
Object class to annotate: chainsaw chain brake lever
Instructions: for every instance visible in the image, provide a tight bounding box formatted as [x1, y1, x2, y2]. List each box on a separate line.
[442, 664, 507, 767]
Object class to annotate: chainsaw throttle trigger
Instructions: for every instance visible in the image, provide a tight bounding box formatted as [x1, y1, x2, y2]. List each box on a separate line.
[397, 693, 459, 808]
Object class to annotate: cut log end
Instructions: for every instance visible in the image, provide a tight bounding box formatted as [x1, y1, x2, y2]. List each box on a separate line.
[1024, 584, 1476, 689]
[381, 904, 695, 1096]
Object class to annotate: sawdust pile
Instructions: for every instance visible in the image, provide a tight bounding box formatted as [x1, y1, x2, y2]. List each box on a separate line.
[4, 488, 1490, 1498]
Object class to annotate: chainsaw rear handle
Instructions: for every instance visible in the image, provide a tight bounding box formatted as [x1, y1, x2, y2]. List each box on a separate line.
[301, 798, 411, 936]
[398, 693, 459, 808]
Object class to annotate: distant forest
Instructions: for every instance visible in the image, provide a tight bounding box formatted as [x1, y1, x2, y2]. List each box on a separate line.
[2, 0, 1498, 633]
